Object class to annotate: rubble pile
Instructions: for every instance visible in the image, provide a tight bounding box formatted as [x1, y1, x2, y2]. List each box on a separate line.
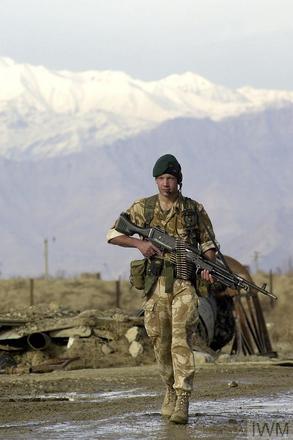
[0, 304, 155, 373]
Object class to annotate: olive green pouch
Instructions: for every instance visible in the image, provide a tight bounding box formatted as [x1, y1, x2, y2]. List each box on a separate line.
[129, 259, 147, 290]
[144, 258, 164, 295]
[163, 260, 175, 294]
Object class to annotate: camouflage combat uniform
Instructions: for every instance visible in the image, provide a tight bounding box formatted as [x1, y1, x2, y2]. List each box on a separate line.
[107, 193, 216, 392]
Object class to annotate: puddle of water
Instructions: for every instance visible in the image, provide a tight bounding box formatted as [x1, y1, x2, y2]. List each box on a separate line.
[0, 390, 292, 440]
[2, 396, 70, 403]
[190, 392, 293, 419]
[0, 388, 157, 403]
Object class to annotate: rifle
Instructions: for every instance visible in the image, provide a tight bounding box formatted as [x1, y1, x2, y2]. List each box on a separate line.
[115, 212, 277, 301]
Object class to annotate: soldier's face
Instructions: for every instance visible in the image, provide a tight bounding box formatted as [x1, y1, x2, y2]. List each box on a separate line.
[155, 174, 178, 197]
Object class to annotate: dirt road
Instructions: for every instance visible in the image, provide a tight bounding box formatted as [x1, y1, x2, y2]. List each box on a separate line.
[0, 362, 292, 439]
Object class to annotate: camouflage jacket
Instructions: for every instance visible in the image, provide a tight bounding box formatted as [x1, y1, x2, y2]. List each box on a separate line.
[107, 193, 216, 255]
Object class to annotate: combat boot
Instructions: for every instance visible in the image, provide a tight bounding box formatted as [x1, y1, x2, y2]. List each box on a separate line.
[169, 390, 190, 424]
[161, 386, 177, 417]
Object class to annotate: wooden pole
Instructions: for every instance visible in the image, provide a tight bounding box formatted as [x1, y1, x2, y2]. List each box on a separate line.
[30, 278, 34, 306]
[269, 270, 274, 308]
[44, 238, 49, 279]
[252, 293, 274, 354]
[115, 278, 121, 308]
[253, 251, 261, 272]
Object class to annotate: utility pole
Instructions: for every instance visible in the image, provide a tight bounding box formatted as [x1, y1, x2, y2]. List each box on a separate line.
[44, 238, 49, 279]
[288, 256, 293, 275]
[253, 251, 261, 273]
[29, 278, 34, 306]
[115, 276, 121, 308]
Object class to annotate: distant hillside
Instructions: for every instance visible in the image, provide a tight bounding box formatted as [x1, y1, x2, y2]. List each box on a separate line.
[0, 105, 292, 277]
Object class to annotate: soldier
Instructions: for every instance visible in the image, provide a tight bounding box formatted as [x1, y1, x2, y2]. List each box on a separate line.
[107, 154, 216, 424]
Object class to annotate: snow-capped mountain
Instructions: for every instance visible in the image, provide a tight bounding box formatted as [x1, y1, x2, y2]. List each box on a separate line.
[0, 58, 292, 278]
[1, 57, 293, 159]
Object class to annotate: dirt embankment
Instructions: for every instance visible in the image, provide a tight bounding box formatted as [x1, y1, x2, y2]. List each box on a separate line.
[0, 272, 292, 357]
[0, 275, 143, 314]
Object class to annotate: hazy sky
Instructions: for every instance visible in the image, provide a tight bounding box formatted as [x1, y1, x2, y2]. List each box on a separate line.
[1, 0, 293, 89]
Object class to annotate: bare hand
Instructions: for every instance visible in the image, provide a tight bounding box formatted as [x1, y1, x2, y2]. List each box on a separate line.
[137, 241, 162, 258]
[201, 269, 214, 283]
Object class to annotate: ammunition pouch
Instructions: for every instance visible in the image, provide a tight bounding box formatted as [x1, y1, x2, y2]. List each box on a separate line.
[129, 259, 147, 290]
[163, 260, 175, 294]
[144, 258, 164, 295]
[129, 257, 176, 296]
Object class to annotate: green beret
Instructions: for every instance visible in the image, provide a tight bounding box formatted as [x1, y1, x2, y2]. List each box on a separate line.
[152, 154, 182, 184]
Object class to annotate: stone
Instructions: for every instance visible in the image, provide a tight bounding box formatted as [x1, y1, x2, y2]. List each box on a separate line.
[193, 351, 215, 364]
[125, 326, 139, 343]
[216, 353, 232, 363]
[67, 336, 75, 349]
[50, 326, 91, 338]
[129, 341, 143, 358]
[101, 343, 114, 355]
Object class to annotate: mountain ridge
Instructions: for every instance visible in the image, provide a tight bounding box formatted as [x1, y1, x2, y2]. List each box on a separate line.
[2, 57, 293, 159]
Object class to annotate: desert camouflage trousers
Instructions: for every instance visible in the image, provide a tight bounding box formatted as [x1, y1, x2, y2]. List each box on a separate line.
[144, 276, 199, 391]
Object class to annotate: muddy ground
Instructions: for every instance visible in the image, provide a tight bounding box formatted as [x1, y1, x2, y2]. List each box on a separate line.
[0, 363, 292, 439]
[0, 274, 292, 438]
